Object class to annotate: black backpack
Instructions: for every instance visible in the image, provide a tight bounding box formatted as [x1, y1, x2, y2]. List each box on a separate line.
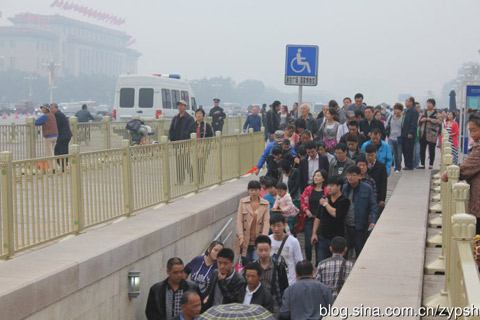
[271, 236, 290, 297]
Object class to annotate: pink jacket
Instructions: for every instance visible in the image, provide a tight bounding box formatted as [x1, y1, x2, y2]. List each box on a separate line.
[273, 193, 299, 217]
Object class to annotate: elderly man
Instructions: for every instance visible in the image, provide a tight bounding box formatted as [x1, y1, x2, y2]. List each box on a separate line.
[299, 104, 319, 139]
[243, 107, 262, 132]
[174, 291, 202, 320]
[35, 104, 58, 157]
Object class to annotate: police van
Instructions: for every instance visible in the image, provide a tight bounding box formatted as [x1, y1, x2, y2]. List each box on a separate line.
[113, 74, 197, 120]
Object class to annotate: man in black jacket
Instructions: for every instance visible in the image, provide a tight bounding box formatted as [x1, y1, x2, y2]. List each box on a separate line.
[238, 262, 274, 313]
[169, 100, 195, 141]
[365, 144, 387, 216]
[204, 248, 245, 310]
[266, 101, 281, 141]
[208, 98, 226, 133]
[146, 257, 201, 320]
[401, 97, 419, 170]
[50, 103, 72, 157]
[359, 106, 386, 140]
[299, 141, 330, 193]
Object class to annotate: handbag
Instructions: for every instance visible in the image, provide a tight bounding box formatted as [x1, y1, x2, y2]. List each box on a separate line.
[293, 213, 306, 233]
[323, 136, 337, 152]
[234, 248, 245, 274]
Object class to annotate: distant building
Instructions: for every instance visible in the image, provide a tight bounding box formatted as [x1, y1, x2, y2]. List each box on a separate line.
[0, 13, 141, 77]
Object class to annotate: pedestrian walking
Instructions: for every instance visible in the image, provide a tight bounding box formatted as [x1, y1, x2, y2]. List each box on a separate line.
[401, 97, 419, 170]
[35, 104, 58, 157]
[445, 111, 459, 165]
[418, 99, 441, 169]
[50, 103, 72, 157]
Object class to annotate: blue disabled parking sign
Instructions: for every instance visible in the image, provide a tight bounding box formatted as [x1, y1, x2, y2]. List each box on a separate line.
[285, 45, 318, 86]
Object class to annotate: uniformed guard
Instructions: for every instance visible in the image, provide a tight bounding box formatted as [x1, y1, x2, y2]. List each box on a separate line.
[208, 98, 226, 133]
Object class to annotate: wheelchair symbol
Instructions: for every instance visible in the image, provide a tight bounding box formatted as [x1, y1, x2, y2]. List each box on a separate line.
[290, 49, 311, 74]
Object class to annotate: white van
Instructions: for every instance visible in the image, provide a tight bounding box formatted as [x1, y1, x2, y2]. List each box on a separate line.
[113, 74, 197, 120]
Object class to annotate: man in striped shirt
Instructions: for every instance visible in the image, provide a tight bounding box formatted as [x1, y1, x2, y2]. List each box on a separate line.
[315, 237, 353, 300]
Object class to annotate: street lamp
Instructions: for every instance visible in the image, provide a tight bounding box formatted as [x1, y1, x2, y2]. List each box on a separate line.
[211, 82, 222, 98]
[43, 60, 61, 103]
[24, 74, 37, 100]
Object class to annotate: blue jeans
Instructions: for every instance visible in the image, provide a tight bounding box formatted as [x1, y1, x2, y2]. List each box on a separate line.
[315, 235, 332, 265]
[388, 139, 402, 171]
[414, 141, 421, 168]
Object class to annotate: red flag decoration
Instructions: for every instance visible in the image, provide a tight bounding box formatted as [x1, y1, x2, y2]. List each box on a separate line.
[126, 38, 136, 47]
[244, 165, 257, 175]
[49, 0, 126, 26]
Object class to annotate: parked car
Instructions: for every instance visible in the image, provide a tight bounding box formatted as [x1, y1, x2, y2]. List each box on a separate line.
[96, 105, 113, 117]
[223, 102, 243, 116]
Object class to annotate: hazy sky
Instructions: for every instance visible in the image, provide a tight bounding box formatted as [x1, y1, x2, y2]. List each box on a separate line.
[3, 0, 480, 104]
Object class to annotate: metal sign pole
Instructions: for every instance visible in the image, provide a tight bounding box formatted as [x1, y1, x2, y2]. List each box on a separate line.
[298, 86, 303, 105]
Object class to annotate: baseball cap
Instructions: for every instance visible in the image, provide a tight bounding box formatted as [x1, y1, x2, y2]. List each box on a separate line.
[213, 98, 220, 103]
[274, 130, 284, 143]
[177, 100, 187, 106]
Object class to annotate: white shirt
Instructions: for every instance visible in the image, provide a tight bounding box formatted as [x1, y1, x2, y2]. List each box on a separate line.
[337, 123, 348, 142]
[243, 283, 262, 305]
[307, 155, 319, 184]
[269, 235, 303, 286]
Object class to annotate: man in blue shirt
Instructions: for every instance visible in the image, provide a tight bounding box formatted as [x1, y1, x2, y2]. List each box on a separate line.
[361, 128, 393, 175]
[255, 130, 297, 175]
[243, 106, 262, 132]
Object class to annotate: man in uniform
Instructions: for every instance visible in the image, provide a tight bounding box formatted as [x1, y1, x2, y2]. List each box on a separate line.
[209, 98, 226, 133]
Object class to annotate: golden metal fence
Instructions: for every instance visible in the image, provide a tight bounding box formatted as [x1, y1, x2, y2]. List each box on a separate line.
[0, 116, 246, 161]
[423, 129, 480, 314]
[0, 129, 263, 259]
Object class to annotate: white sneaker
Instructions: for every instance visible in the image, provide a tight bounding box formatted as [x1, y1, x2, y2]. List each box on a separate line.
[395, 170, 401, 173]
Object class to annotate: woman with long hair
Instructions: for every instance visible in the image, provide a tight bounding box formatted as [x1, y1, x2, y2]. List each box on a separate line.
[319, 108, 340, 153]
[184, 240, 224, 300]
[300, 169, 328, 266]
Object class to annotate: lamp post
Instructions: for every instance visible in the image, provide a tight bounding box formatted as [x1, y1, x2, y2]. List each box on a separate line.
[24, 74, 37, 100]
[211, 82, 222, 98]
[43, 60, 61, 103]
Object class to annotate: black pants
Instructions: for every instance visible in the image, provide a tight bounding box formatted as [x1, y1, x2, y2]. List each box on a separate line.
[402, 137, 415, 169]
[420, 138, 436, 166]
[477, 218, 480, 235]
[345, 226, 367, 260]
[55, 138, 70, 169]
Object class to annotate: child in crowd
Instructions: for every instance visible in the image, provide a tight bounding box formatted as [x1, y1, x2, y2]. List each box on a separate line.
[294, 145, 307, 168]
[266, 146, 283, 181]
[263, 178, 278, 212]
[259, 176, 269, 198]
[272, 182, 299, 235]
[281, 139, 296, 167]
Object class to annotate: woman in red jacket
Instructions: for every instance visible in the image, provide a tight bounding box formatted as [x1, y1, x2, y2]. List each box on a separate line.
[446, 111, 459, 165]
[300, 169, 328, 265]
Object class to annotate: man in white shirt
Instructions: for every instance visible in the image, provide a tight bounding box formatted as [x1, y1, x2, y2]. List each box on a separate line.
[269, 213, 303, 286]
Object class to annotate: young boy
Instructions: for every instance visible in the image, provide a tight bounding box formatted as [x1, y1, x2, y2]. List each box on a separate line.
[272, 182, 299, 235]
[346, 133, 363, 162]
[280, 139, 296, 167]
[254, 235, 287, 318]
[266, 146, 283, 181]
[269, 213, 303, 286]
[263, 178, 278, 212]
[259, 176, 269, 198]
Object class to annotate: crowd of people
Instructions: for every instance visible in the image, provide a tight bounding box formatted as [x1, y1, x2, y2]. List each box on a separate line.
[145, 94, 480, 320]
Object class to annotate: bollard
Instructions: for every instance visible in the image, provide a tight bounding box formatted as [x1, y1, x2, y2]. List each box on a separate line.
[25, 117, 36, 159]
[70, 145, 85, 233]
[102, 116, 111, 149]
[121, 140, 133, 217]
[0, 151, 14, 258]
[160, 136, 171, 202]
[235, 129, 241, 178]
[69, 116, 78, 145]
[190, 133, 200, 192]
[215, 131, 222, 184]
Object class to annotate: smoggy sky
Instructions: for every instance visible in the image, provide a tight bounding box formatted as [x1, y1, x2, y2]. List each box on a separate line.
[2, 0, 480, 104]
